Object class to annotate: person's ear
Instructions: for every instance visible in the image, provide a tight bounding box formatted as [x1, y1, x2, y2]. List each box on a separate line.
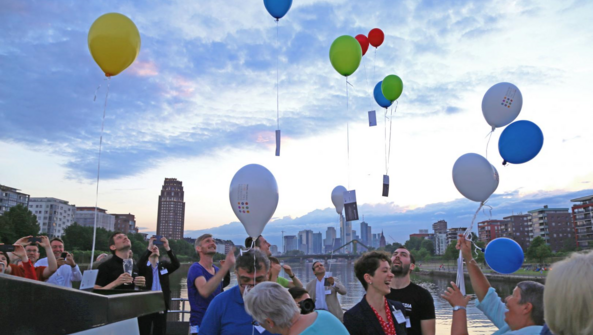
[522, 302, 533, 315]
[109, 244, 116, 252]
[363, 273, 373, 285]
[265, 318, 275, 329]
[409, 263, 416, 272]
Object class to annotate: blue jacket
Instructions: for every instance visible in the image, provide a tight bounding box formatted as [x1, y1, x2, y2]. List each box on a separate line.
[199, 285, 274, 335]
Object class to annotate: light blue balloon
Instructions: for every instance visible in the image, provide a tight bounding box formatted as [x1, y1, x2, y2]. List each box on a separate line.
[263, 0, 293, 19]
[485, 238, 524, 274]
[374, 81, 392, 109]
[498, 120, 544, 165]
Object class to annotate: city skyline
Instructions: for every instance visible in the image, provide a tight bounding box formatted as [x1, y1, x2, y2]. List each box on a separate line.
[1, 1, 592, 244]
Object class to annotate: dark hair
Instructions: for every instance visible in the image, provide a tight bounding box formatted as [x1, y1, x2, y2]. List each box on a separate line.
[395, 247, 416, 264]
[25, 244, 39, 251]
[354, 251, 392, 290]
[245, 235, 262, 248]
[50, 237, 64, 245]
[517, 281, 545, 325]
[235, 249, 269, 273]
[312, 261, 322, 271]
[108, 232, 124, 255]
[268, 256, 280, 264]
[289, 287, 309, 300]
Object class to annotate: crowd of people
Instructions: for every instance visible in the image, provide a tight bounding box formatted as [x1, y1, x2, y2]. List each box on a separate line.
[2, 231, 592, 335]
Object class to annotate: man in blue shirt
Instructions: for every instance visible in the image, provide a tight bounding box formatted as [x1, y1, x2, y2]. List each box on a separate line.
[200, 249, 274, 335]
[187, 234, 235, 334]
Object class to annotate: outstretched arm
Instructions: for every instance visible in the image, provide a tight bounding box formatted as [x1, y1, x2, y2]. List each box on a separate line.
[442, 282, 471, 335]
[458, 235, 490, 302]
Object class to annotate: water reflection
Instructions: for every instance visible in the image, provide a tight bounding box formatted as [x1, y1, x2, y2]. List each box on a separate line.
[168, 262, 522, 335]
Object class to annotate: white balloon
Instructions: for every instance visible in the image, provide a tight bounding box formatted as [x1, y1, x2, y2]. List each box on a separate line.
[229, 164, 279, 238]
[331, 186, 347, 214]
[452, 153, 499, 202]
[482, 82, 523, 128]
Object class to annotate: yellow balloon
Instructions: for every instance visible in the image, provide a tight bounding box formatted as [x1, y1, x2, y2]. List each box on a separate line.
[88, 13, 141, 77]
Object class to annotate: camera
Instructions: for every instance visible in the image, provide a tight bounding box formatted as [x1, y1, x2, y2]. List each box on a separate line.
[29, 237, 42, 244]
[298, 298, 315, 315]
[61, 252, 68, 259]
[152, 235, 163, 246]
[0, 245, 16, 253]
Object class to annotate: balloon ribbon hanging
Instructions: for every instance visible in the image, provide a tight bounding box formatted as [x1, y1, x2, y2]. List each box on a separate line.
[89, 77, 111, 270]
[384, 101, 398, 175]
[275, 19, 281, 156]
[456, 200, 486, 295]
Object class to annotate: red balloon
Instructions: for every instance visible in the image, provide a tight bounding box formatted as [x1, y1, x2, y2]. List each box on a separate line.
[368, 28, 384, 48]
[355, 34, 369, 56]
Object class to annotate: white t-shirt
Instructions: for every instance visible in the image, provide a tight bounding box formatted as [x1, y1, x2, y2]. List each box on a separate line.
[36, 257, 82, 287]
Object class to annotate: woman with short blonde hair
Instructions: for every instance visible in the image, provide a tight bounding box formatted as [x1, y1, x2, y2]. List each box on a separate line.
[544, 251, 593, 335]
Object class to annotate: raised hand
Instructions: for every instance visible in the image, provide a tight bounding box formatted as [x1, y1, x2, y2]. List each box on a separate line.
[441, 281, 471, 307]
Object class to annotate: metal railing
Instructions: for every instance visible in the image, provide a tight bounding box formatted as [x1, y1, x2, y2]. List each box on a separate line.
[169, 298, 191, 322]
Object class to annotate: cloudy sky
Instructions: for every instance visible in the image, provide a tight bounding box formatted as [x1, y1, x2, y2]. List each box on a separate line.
[1, 0, 592, 246]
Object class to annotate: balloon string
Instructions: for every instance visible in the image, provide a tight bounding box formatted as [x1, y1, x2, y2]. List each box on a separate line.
[385, 101, 398, 175]
[90, 77, 110, 270]
[276, 19, 280, 131]
[362, 60, 374, 111]
[485, 128, 495, 159]
[346, 77, 350, 190]
[93, 77, 108, 101]
[373, 48, 376, 83]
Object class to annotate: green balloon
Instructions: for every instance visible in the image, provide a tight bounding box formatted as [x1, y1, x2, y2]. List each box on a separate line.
[329, 35, 362, 77]
[381, 75, 404, 101]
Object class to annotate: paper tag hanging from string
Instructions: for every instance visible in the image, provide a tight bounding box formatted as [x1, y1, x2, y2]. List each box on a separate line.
[343, 190, 359, 221]
[368, 110, 377, 127]
[382, 175, 390, 197]
[275, 130, 281, 156]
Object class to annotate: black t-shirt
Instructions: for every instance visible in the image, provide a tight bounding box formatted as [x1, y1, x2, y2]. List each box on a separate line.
[385, 282, 435, 335]
[96, 254, 138, 290]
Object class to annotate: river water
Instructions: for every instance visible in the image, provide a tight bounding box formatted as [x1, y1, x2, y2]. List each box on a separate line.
[168, 262, 523, 334]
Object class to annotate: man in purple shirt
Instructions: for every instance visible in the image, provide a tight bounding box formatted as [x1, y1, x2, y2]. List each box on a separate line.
[187, 234, 235, 334]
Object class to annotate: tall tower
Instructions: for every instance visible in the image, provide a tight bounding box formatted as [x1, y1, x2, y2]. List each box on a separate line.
[156, 178, 186, 240]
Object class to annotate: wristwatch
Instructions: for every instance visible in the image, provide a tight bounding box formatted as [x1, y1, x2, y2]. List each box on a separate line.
[453, 306, 466, 311]
[289, 274, 295, 279]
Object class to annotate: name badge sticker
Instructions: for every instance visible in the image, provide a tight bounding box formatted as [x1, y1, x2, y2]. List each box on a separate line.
[405, 316, 411, 328]
[392, 308, 406, 324]
[254, 325, 266, 333]
[160, 268, 168, 275]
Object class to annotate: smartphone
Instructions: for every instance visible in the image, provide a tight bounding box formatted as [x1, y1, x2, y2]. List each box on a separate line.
[0, 245, 16, 253]
[152, 235, 163, 246]
[61, 252, 68, 259]
[29, 237, 42, 244]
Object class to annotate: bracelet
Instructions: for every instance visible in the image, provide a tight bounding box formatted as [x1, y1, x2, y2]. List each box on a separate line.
[290, 274, 295, 279]
[453, 306, 466, 311]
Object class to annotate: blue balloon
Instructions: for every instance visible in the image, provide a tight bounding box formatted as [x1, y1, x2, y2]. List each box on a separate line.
[498, 120, 544, 165]
[263, 0, 292, 19]
[485, 238, 524, 274]
[374, 81, 392, 108]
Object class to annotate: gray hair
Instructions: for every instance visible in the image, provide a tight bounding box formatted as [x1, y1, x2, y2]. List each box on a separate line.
[544, 251, 593, 335]
[235, 249, 270, 273]
[244, 282, 299, 329]
[516, 281, 545, 325]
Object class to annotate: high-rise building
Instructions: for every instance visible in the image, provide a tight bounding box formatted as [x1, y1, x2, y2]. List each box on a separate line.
[344, 220, 353, 252]
[447, 227, 466, 245]
[29, 197, 76, 238]
[379, 231, 386, 248]
[528, 205, 574, 252]
[324, 227, 337, 253]
[410, 229, 430, 240]
[156, 178, 186, 240]
[270, 245, 279, 255]
[434, 233, 448, 255]
[360, 221, 369, 245]
[367, 225, 372, 246]
[284, 235, 297, 253]
[298, 230, 314, 254]
[571, 195, 593, 249]
[112, 213, 138, 234]
[0, 184, 29, 215]
[432, 220, 448, 234]
[75, 207, 115, 231]
[313, 232, 323, 254]
[371, 233, 380, 248]
[502, 214, 532, 250]
[477, 220, 507, 244]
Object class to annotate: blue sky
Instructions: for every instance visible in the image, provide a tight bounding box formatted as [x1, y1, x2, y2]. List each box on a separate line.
[1, 1, 592, 245]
